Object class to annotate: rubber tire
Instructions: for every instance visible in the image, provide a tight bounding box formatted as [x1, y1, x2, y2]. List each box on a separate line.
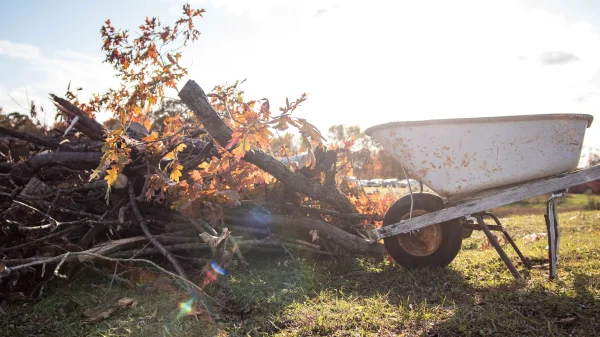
[383, 193, 463, 268]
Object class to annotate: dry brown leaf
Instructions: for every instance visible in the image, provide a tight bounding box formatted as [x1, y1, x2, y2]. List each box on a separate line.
[557, 316, 579, 325]
[82, 297, 137, 323]
[522, 233, 547, 243]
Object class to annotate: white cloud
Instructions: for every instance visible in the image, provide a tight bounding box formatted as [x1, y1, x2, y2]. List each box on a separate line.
[0, 40, 117, 125]
[186, 0, 341, 20]
[0, 40, 41, 60]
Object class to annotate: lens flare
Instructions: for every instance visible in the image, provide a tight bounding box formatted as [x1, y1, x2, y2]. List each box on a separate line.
[251, 207, 272, 225]
[211, 261, 226, 275]
[176, 298, 194, 319]
[201, 270, 218, 289]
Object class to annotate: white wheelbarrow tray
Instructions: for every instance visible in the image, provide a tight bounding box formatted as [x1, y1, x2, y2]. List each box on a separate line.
[365, 114, 594, 197]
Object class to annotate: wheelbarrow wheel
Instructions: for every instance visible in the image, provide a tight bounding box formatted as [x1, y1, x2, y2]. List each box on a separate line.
[383, 193, 462, 268]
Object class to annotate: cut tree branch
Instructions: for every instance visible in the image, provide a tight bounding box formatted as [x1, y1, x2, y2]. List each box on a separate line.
[178, 80, 357, 213]
[0, 126, 63, 150]
[50, 95, 104, 141]
[9, 152, 102, 176]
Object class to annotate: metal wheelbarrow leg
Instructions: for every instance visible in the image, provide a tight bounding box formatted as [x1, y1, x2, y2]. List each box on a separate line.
[545, 191, 564, 279]
[474, 215, 522, 279]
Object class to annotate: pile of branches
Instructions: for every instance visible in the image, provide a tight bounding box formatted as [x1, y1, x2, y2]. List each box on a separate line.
[0, 80, 384, 308]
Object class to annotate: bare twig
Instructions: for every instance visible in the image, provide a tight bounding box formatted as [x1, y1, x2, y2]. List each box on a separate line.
[0, 225, 83, 253]
[181, 141, 213, 172]
[4, 251, 215, 305]
[137, 165, 152, 203]
[12, 200, 60, 227]
[84, 264, 130, 287]
[127, 183, 195, 293]
[53, 252, 70, 279]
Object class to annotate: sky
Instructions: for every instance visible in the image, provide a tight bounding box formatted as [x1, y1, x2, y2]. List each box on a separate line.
[1, 0, 600, 158]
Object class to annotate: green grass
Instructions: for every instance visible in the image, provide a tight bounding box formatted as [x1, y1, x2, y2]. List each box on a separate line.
[492, 193, 600, 217]
[2, 211, 600, 336]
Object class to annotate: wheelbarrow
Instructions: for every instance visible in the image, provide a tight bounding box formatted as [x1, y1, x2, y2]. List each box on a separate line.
[365, 114, 599, 279]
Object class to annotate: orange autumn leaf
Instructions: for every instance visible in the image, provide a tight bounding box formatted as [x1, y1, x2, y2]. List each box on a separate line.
[231, 135, 250, 161]
[142, 131, 159, 142]
[148, 43, 158, 60]
[190, 170, 203, 181]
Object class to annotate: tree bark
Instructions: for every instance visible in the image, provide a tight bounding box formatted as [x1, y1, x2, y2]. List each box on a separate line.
[178, 80, 357, 214]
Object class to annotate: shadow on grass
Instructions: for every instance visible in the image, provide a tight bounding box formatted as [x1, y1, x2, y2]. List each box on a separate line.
[219, 249, 600, 336]
[429, 272, 600, 336]
[219, 253, 491, 335]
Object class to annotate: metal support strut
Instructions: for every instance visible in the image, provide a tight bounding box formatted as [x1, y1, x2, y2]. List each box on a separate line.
[474, 214, 522, 279]
[481, 212, 530, 269]
[545, 191, 564, 279]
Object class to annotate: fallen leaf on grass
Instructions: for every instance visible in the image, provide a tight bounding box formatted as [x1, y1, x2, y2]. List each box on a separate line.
[480, 235, 506, 251]
[522, 233, 547, 243]
[82, 297, 137, 323]
[557, 316, 579, 325]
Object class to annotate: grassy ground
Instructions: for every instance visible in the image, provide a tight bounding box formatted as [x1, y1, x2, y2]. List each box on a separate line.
[2, 211, 599, 336]
[491, 193, 599, 217]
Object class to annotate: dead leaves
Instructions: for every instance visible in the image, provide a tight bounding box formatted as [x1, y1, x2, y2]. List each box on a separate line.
[480, 235, 506, 251]
[82, 297, 137, 323]
[309, 229, 319, 243]
[522, 233, 547, 243]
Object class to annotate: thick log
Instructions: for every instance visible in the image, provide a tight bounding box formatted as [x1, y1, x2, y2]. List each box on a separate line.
[9, 152, 101, 176]
[178, 80, 357, 214]
[224, 212, 384, 258]
[0, 126, 62, 150]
